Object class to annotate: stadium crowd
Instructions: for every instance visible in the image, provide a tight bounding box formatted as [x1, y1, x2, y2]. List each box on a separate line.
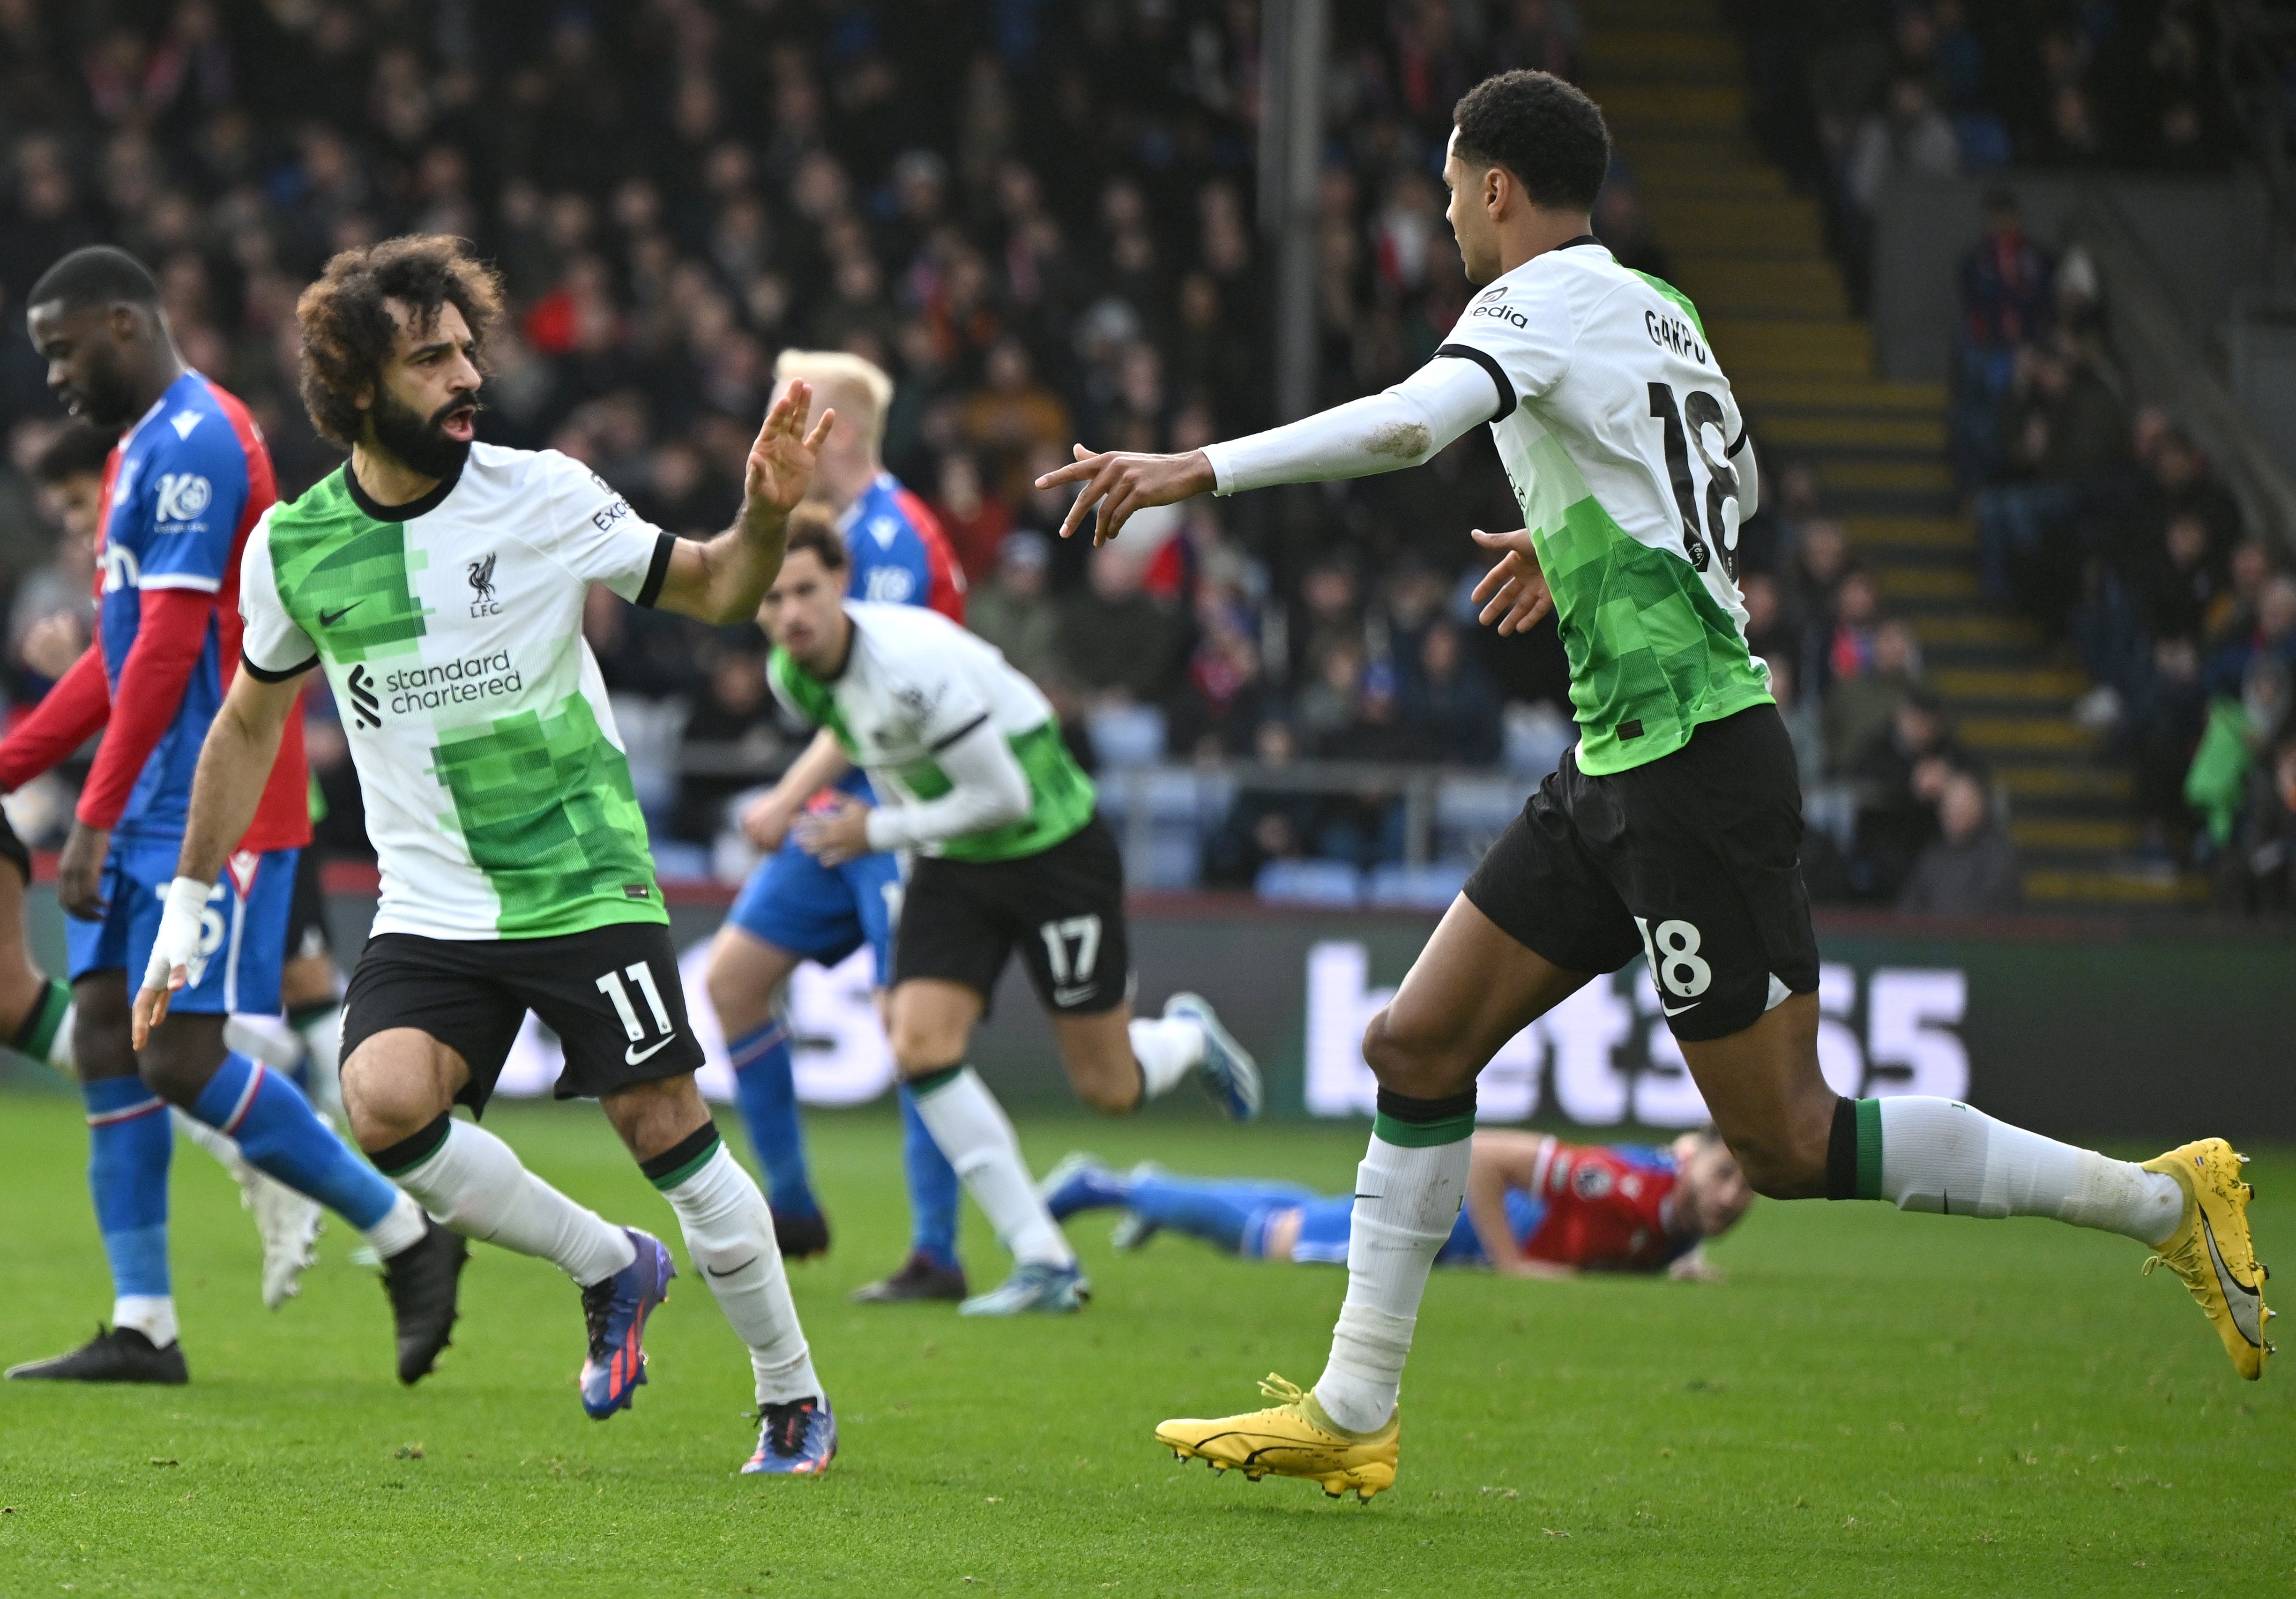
[5, 0, 2271, 912]
[1953, 189, 2296, 909]
[0, 0, 1605, 891]
[1732, 0, 2245, 299]
[1727, 0, 2296, 911]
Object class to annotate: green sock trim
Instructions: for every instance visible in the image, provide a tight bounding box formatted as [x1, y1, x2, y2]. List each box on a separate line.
[371, 1114, 455, 1178]
[643, 1125, 725, 1192]
[648, 1146, 719, 1192]
[13, 978, 70, 1061]
[1854, 1098, 1884, 1201]
[908, 1064, 966, 1098]
[1371, 1110, 1476, 1149]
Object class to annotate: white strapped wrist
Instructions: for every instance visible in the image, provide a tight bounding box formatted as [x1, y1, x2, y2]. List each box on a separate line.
[142, 876, 215, 995]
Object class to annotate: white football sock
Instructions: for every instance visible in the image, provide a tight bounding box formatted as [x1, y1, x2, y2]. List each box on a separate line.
[47, 999, 75, 1074]
[365, 1190, 430, 1260]
[909, 1067, 1074, 1267]
[1312, 1133, 1471, 1435]
[393, 1119, 636, 1283]
[114, 1294, 177, 1349]
[295, 1004, 345, 1122]
[1128, 1016, 1206, 1100]
[223, 1014, 305, 1071]
[657, 1140, 821, 1405]
[1876, 1098, 2183, 1245]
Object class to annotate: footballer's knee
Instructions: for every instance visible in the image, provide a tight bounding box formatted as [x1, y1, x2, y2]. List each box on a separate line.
[340, 1030, 462, 1151]
[71, 975, 136, 1083]
[135, 1013, 227, 1107]
[703, 932, 787, 1039]
[1361, 1003, 1478, 1100]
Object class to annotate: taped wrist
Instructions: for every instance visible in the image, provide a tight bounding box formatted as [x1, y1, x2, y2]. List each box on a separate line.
[144, 877, 216, 990]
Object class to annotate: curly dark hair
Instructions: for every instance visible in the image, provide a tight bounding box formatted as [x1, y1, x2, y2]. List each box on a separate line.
[783, 501, 848, 572]
[293, 234, 505, 449]
[1452, 70, 1611, 213]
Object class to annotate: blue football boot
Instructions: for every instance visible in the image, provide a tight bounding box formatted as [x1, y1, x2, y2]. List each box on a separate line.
[579, 1227, 675, 1419]
[742, 1395, 837, 1475]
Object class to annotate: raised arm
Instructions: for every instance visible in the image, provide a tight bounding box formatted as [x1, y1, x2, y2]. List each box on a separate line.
[130, 664, 309, 1046]
[1035, 355, 1504, 545]
[649, 381, 834, 625]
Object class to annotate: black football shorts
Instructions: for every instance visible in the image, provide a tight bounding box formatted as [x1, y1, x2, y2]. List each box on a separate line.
[1463, 703, 1820, 1042]
[341, 918, 704, 1113]
[893, 812, 1132, 1015]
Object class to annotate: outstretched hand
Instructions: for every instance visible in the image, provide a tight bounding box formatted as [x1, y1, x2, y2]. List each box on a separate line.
[131, 969, 185, 1052]
[1469, 528, 1553, 636]
[1032, 445, 1215, 546]
[744, 380, 836, 519]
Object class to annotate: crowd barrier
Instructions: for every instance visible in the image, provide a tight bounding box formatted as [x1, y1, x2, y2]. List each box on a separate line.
[11, 877, 2285, 1141]
[103, 876, 2266, 1143]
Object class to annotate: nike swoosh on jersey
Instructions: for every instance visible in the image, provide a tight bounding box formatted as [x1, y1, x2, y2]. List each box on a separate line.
[625, 1036, 678, 1065]
[318, 602, 362, 625]
[1662, 1001, 1700, 1017]
[2203, 1214, 2265, 1346]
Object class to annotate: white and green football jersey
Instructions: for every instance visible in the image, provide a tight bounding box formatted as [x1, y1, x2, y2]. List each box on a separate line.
[1439, 240, 1771, 775]
[767, 602, 1097, 862]
[239, 444, 677, 941]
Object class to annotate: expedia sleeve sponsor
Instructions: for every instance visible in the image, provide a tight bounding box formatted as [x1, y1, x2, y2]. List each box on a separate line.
[383, 650, 523, 714]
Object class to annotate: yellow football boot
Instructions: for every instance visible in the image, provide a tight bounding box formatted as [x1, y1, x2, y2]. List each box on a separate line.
[1155, 1375, 1399, 1502]
[2141, 1139, 2274, 1380]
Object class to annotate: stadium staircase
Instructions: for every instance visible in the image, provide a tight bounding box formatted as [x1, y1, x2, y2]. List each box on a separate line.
[1577, 0, 2202, 908]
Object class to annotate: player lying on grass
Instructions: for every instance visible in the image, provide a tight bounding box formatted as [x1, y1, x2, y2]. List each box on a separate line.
[4, 247, 466, 1387]
[756, 514, 1260, 1315]
[1040, 1130, 1753, 1282]
[702, 348, 970, 1304]
[1039, 69, 2271, 1502]
[134, 235, 836, 1475]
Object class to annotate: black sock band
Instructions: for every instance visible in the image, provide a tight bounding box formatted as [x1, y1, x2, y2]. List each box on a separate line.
[641, 1120, 723, 1190]
[1826, 1096, 1858, 1200]
[1372, 1086, 1477, 1148]
[371, 1113, 453, 1178]
[907, 1064, 966, 1098]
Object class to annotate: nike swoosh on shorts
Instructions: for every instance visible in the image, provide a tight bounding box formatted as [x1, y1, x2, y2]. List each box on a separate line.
[626, 1036, 678, 1065]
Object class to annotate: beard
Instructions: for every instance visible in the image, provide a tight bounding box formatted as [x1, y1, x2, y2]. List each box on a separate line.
[370, 385, 477, 480]
[69, 343, 143, 431]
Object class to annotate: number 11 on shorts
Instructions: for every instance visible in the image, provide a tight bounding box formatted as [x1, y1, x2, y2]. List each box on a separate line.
[596, 962, 676, 1043]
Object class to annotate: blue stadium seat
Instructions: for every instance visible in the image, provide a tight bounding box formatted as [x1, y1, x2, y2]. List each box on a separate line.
[1254, 859, 1365, 906]
[1087, 703, 1167, 769]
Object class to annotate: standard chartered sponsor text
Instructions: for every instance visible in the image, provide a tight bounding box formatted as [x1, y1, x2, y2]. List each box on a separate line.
[384, 650, 522, 714]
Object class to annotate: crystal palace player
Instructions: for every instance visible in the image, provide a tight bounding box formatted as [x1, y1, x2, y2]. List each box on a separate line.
[702, 349, 970, 1303]
[1041, 71, 2270, 1500]
[4, 247, 463, 1385]
[137, 235, 836, 1474]
[1040, 1131, 1753, 1282]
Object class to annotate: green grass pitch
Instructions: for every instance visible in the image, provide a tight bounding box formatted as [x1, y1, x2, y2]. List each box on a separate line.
[0, 1092, 2288, 1597]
